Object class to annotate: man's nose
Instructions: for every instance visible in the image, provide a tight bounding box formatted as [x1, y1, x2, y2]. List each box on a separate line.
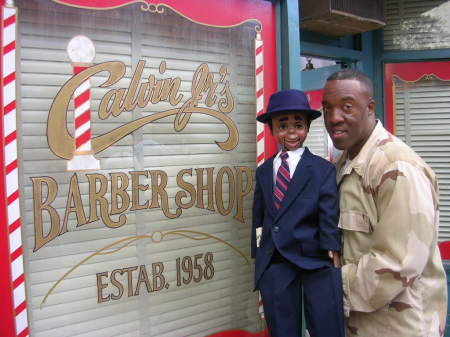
[325, 108, 344, 124]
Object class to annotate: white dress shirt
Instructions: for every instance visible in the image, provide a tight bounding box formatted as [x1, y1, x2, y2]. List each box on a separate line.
[273, 147, 305, 186]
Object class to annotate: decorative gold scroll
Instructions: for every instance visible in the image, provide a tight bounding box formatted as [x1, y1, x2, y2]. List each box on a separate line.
[51, 0, 263, 31]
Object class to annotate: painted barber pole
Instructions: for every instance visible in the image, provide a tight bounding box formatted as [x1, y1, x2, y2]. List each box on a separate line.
[2, 1, 29, 336]
[66, 35, 100, 171]
[255, 30, 266, 322]
[255, 31, 265, 167]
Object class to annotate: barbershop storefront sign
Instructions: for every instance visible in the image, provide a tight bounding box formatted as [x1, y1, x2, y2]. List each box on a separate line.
[0, 1, 276, 336]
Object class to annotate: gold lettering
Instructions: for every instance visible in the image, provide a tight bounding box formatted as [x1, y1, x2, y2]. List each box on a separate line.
[96, 272, 110, 303]
[136, 82, 151, 108]
[190, 63, 208, 105]
[157, 60, 183, 106]
[124, 60, 146, 112]
[98, 88, 126, 119]
[175, 169, 196, 209]
[205, 73, 218, 107]
[32, 177, 60, 252]
[234, 166, 253, 223]
[173, 63, 208, 132]
[48, 61, 238, 160]
[134, 265, 152, 296]
[149, 74, 164, 104]
[110, 172, 130, 215]
[123, 266, 138, 297]
[130, 171, 149, 211]
[149, 170, 181, 219]
[61, 173, 87, 235]
[168, 78, 183, 106]
[215, 167, 235, 216]
[219, 81, 234, 113]
[217, 65, 233, 113]
[196, 168, 215, 211]
[110, 269, 124, 300]
[87, 173, 125, 228]
[159, 60, 166, 74]
[32, 164, 253, 248]
[152, 262, 165, 292]
[160, 78, 182, 105]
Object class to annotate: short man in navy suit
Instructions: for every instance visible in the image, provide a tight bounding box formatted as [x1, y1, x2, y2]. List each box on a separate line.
[252, 90, 344, 337]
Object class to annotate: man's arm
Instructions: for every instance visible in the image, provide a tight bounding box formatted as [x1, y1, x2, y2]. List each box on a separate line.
[342, 161, 437, 315]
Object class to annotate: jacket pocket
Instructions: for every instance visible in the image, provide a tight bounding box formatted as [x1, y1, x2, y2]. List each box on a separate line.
[338, 210, 371, 232]
[339, 210, 372, 263]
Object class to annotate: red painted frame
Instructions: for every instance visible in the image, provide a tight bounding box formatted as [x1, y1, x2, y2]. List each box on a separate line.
[0, 0, 277, 336]
[384, 61, 450, 133]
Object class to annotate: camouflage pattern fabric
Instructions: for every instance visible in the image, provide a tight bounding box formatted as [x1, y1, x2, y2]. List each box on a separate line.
[336, 121, 447, 337]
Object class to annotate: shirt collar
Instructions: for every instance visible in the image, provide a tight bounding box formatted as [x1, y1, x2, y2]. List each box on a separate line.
[336, 120, 386, 180]
[275, 147, 305, 161]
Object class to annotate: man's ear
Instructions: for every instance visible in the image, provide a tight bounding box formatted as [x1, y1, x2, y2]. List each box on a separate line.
[367, 98, 376, 117]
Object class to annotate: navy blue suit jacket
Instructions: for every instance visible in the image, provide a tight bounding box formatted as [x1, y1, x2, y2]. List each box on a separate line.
[251, 147, 340, 288]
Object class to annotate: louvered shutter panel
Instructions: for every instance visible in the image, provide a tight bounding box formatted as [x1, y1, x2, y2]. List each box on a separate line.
[303, 114, 328, 159]
[393, 76, 450, 241]
[384, 0, 450, 50]
[17, 1, 260, 336]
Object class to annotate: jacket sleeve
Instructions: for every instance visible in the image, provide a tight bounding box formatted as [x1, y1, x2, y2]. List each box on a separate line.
[342, 161, 437, 315]
[318, 163, 341, 252]
[251, 170, 264, 259]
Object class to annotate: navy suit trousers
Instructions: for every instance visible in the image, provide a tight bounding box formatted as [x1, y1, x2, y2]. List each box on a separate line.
[259, 260, 344, 337]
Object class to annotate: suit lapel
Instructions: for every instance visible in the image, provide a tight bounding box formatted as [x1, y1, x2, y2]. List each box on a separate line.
[274, 147, 313, 222]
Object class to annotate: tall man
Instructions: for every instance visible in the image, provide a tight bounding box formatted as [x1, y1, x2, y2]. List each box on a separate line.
[322, 69, 447, 336]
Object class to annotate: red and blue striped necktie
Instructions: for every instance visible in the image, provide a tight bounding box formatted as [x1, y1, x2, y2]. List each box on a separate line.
[274, 151, 290, 210]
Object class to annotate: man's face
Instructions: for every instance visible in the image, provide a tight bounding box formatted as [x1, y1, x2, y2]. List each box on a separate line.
[322, 79, 375, 159]
[271, 112, 308, 151]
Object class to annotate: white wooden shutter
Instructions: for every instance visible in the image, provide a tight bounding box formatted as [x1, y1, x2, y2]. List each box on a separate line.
[17, 1, 259, 336]
[393, 76, 450, 241]
[384, 0, 450, 50]
[303, 114, 328, 159]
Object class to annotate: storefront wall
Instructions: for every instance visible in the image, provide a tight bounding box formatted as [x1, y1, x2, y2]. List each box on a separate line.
[382, 3, 450, 333]
[0, 1, 277, 336]
[383, 0, 450, 243]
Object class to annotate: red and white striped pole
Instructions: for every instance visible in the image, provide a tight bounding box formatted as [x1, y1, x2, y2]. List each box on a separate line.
[255, 31, 265, 168]
[255, 29, 266, 322]
[66, 35, 99, 171]
[2, 1, 29, 336]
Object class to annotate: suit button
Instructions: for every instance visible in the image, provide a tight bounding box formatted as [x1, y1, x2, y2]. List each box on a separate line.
[273, 226, 279, 232]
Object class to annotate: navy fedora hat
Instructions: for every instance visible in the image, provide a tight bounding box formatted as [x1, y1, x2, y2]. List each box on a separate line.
[256, 89, 321, 123]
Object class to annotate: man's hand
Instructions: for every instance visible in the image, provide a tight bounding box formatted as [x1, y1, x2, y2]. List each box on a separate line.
[328, 250, 340, 267]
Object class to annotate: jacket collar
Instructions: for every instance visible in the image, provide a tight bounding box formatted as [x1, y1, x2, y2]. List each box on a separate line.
[335, 120, 390, 183]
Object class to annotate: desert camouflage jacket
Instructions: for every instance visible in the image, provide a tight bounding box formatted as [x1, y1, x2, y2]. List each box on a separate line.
[336, 121, 447, 337]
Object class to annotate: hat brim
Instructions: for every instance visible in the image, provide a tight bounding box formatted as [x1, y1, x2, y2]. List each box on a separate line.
[256, 108, 322, 123]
